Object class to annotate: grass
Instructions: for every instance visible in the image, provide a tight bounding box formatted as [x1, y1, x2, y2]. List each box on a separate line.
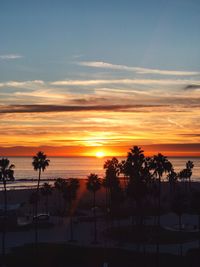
[2, 243, 190, 267]
[106, 225, 200, 244]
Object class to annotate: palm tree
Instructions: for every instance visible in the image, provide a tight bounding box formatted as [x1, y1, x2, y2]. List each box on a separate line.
[29, 192, 38, 217]
[150, 153, 172, 266]
[186, 160, 194, 190]
[103, 158, 121, 215]
[54, 178, 67, 215]
[121, 146, 147, 227]
[86, 173, 101, 243]
[150, 153, 172, 225]
[32, 151, 50, 244]
[171, 192, 187, 256]
[179, 161, 194, 192]
[167, 168, 178, 197]
[0, 158, 15, 266]
[190, 191, 200, 248]
[40, 182, 53, 214]
[62, 178, 80, 241]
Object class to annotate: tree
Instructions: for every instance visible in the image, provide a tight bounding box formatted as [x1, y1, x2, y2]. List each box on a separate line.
[62, 178, 80, 241]
[190, 191, 200, 248]
[103, 158, 122, 215]
[121, 147, 149, 226]
[86, 173, 101, 243]
[171, 192, 187, 256]
[150, 153, 172, 266]
[32, 151, 50, 244]
[179, 161, 194, 192]
[29, 192, 38, 217]
[54, 178, 68, 215]
[0, 157, 15, 266]
[40, 182, 53, 214]
[167, 168, 178, 197]
[150, 153, 172, 225]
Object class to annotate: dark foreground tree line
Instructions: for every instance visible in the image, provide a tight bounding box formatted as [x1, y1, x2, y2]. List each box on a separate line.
[0, 146, 200, 267]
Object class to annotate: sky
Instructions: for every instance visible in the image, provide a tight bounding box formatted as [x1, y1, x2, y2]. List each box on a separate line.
[0, 0, 200, 156]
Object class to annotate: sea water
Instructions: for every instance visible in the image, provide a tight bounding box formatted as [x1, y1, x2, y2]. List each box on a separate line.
[1, 156, 200, 189]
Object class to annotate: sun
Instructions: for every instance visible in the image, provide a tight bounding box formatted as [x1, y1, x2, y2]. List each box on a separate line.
[95, 151, 105, 158]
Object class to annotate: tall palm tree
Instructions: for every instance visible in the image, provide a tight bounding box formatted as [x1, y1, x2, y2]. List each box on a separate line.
[190, 191, 200, 248]
[32, 151, 50, 244]
[121, 146, 147, 227]
[150, 153, 172, 225]
[86, 173, 101, 243]
[171, 192, 187, 256]
[40, 182, 53, 214]
[103, 157, 121, 215]
[54, 178, 67, 215]
[167, 168, 178, 197]
[63, 178, 80, 241]
[150, 153, 172, 266]
[179, 161, 194, 192]
[29, 192, 38, 217]
[0, 158, 15, 266]
[186, 160, 194, 190]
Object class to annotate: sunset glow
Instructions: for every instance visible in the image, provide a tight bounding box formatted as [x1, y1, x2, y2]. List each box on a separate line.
[0, 1, 200, 157]
[95, 151, 105, 158]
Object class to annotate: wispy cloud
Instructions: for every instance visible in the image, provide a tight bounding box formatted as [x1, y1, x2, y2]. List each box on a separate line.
[0, 80, 44, 89]
[0, 54, 23, 60]
[78, 61, 200, 76]
[0, 104, 166, 114]
[51, 78, 199, 87]
[184, 84, 200, 90]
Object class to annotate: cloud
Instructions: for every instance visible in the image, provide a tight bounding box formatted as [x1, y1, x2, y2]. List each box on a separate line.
[0, 80, 45, 89]
[179, 134, 200, 137]
[78, 61, 200, 76]
[0, 104, 166, 114]
[184, 84, 200, 90]
[51, 78, 198, 87]
[0, 54, 23, 60]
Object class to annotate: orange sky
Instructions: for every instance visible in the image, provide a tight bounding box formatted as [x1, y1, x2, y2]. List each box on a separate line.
[1, 105, 200, 157]
[1, 1, 200, 158]
[1, 144, 200, 157]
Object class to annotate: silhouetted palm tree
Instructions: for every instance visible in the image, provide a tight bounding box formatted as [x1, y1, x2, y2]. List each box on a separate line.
[86, 173, 101, 243]
[29, 191, 38, 217]
[54, 178, 67, 215]
[171, 192, 187, 256]
[190, 191, 200, 248]
[0, 157, 15, 266]
[103, 157, 121, 216]
[179, 161, 194, 192]
[32, 151, 50, 244]
[62, 178, 80, 241]
[150, 153, 172, 225]
[167, 168, 178, 197]
[186, 160, 194, 190]
[40, 182, 53, 214]
[150, 153, 172, 266]
[121, 146, 147, 226]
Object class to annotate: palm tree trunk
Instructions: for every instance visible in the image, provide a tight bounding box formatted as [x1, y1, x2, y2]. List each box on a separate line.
[46, 195, 48, 214]
[179, 215, 183, 256]
[35, 168, 41, 245]
[198, 214, 200, 249]
[2, 179, 7, 266]
[93, 191, 97, 243]
[158, 175, 161, 226]
[156, 175, 161, 267]
[69, 200, 74, 241]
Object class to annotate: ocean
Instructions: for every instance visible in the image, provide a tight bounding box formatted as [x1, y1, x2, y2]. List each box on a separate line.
[1, 156, 200, 189]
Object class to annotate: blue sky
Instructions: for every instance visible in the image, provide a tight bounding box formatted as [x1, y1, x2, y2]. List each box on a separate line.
[1, 0, 200, 153]
[0, 0, 200, 81]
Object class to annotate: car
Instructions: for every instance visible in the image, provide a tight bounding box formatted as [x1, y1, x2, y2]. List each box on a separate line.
[33, 213, 50, 222]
